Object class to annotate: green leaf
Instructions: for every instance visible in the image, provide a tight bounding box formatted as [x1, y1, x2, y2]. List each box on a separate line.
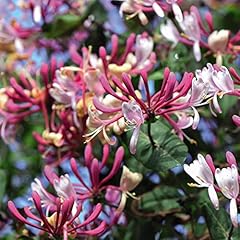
[203, 202, 232, 239]
[0, 169, 6, 203]
[219, 95, 238, 117]
[127, 119, 188, 172]
[148, 71, 164, 81]
[42, 1, 106, 38]
[139, 185, 181, 213]
[43, 14, 83, 38]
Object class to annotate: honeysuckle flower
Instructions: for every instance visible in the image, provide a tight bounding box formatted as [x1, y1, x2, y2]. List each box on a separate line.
[99, 33, 156, 76]
[215, 165, 239, 227]
[117, 166, 143, 214]
[129, 33, 155, 72]
[8, 164, 106, 239]
[0, 60, 60, 144]
[85, 94, 124, 144]
[70, 144, 124, 198]
[49, 69, 80, 106]
[42, 130, 64, 147]
[88, 67, 202, 149]
[118, 0, 183, 24]
[177, 6, 240, 65]
[183, 154, 219, 209]
[122, 101, 144, 154]
[186, 63, 239, 116]
[8, 193, 106, 239]
[160, 19, 180, 47]
[208, 30, 230, 65]
[179, 10, 201, 61]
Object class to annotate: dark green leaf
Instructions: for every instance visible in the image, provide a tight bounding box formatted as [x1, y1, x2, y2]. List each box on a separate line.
[203, 202, 232, 239]
[139, 185, 181, 213]
[127, 119, 188, 172]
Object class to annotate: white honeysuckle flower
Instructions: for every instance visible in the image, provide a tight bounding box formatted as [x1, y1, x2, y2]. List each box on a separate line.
[180, 11, 201, 61]
[135, 34, 153, 69]
[208, 30, 230, 53]
[211, 66, 234, 93]
[160, 19, 180, 46]
[189, 63, 234, 113]
[53, 174, 77, 199]
[208, 30, 230, 65]
[53, 174, 79, 219]
[31, 178, 55, 208]
[116, 166, 143, 215]
[120, 165, 143, 193]
[208, 29, 230, 66]
[184, 154, 219, 209]
[215, 165, 239, 227]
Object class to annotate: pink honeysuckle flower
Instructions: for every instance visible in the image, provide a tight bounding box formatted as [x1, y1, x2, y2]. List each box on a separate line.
[215, 164, 239, 227]
[8, 159, 107, 239]
[160, 19, 180, 47]
[122, 100, 144, 154]
[88, 67, 199, 149]
[0, 60, 61, 144]
[70, 144, 124, 198]
[31, 178, 57, 212]
[100, 32, 156, 76]
[33, 106, 87, 165]
[49, 69, 81, 106]
[8, 193, 106, 239]
[177, 6, 240, 65]
[179, 10, 201, 61]
[183, 154, 219, 210]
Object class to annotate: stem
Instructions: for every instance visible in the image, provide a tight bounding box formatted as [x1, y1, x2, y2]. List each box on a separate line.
[147, 121, 155, 147]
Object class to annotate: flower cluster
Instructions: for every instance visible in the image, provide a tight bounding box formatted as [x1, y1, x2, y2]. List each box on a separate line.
[8, 144, 142, 238]
[184, 152, 239, 227]
[160, 6, 240, 65]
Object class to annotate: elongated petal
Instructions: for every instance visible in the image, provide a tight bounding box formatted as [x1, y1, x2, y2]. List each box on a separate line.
[152, 2, 164, 17]
[129, 126, 140, 155]
[208, 185, 219, 210]
[232, 115, 240, 127]
[193, 41, 201, 62]
[230, 198, 238, 227]
[226, 151, 237, 167]
[100, 146, 124, 185]
[212, 93, 222, 114]
[172, 3, 183, 22]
